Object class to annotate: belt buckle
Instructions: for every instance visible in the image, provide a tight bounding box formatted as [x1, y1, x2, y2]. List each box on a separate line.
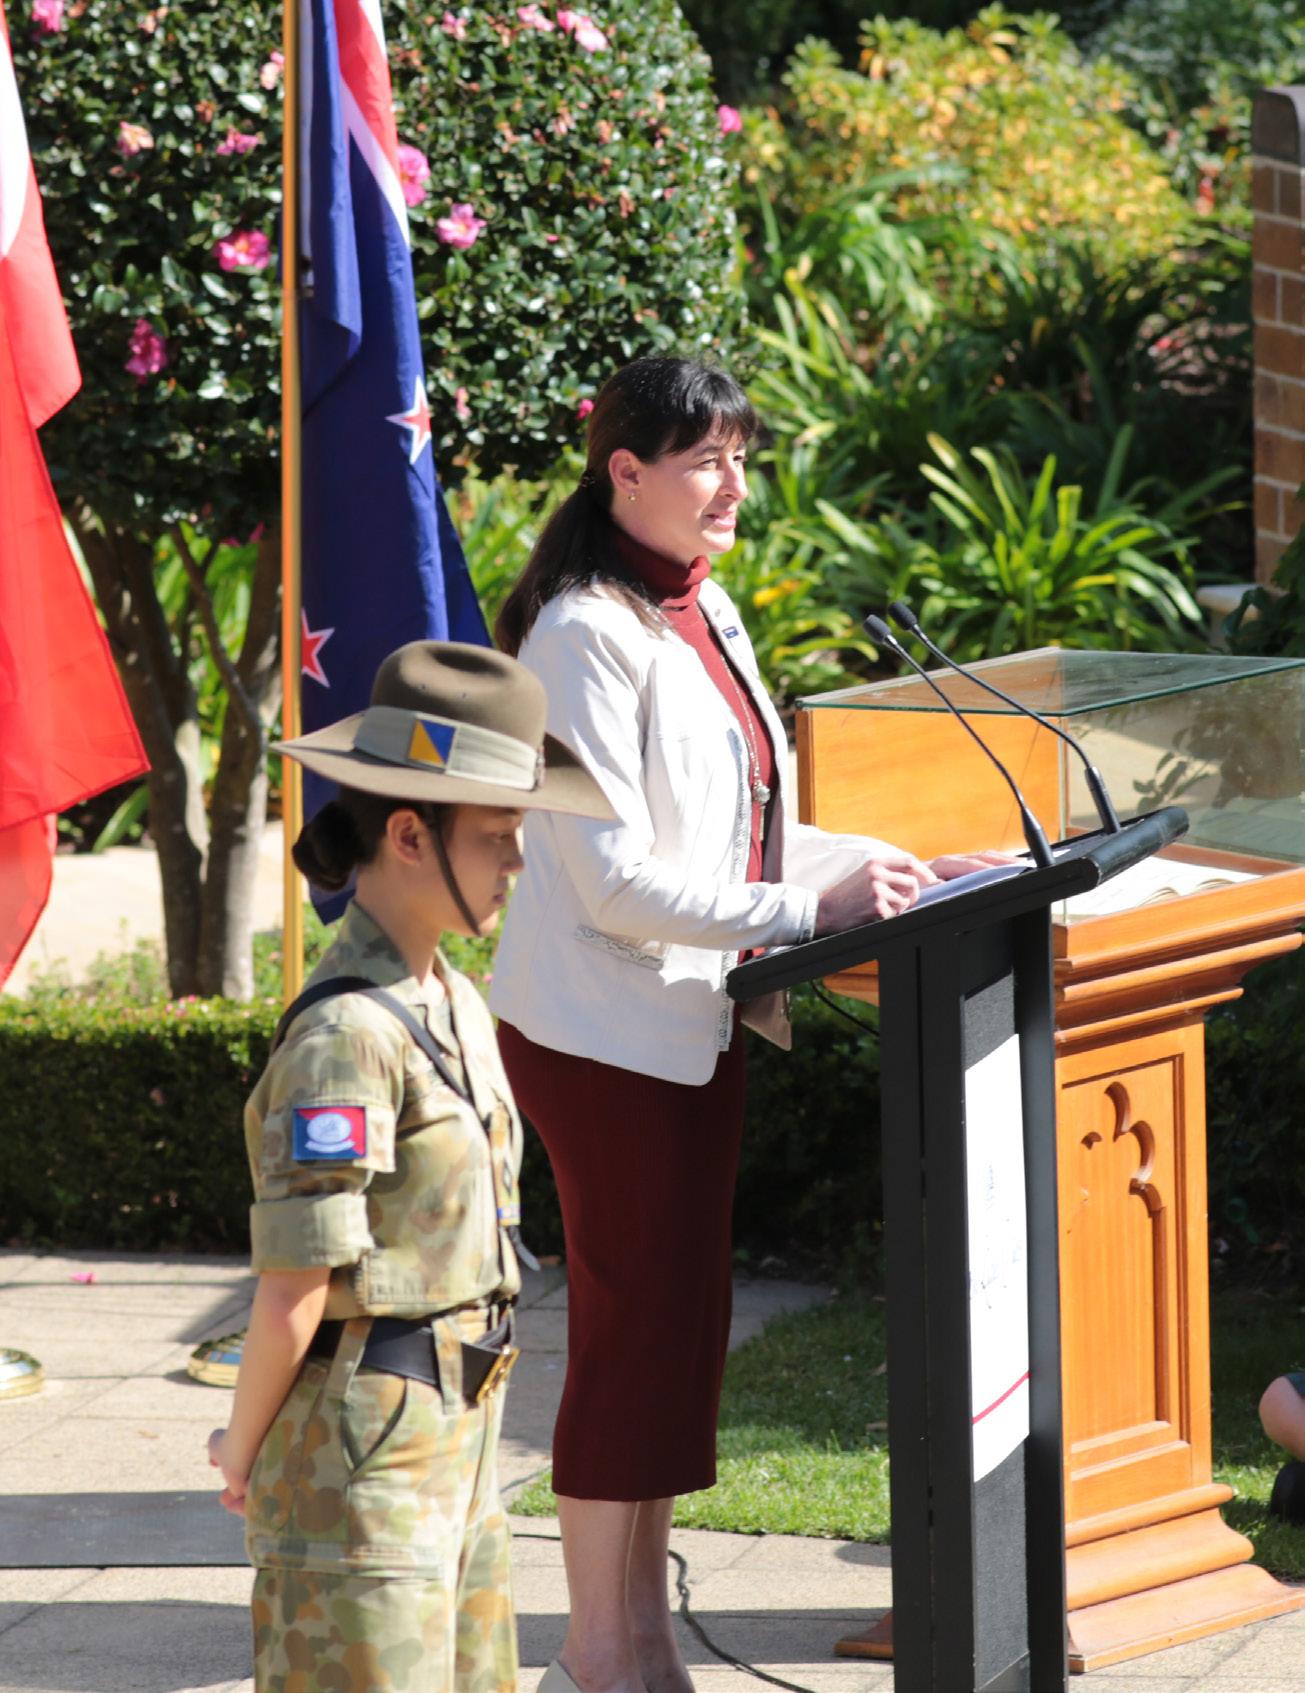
[474, 1344, 519, 1405]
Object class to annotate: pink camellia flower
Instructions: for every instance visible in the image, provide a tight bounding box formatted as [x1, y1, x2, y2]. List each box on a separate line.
[516, 4, 554, 30]
[436, 202, 487, 249]
[455, 386, 471, 421]
[397, 143, 431, 207]
[441, 10, 468, 37]
[32, 0, 64, 32]
[577, 397, 594, 419]
[216, 128, 261, 156]
[215, 228, 272, 271]
[717, 104, 743, 136]
[116, 121, 154, 158]
[124, 317, 168, 383]
[259, 49, 284, 89]
[558, 9, 608, 50]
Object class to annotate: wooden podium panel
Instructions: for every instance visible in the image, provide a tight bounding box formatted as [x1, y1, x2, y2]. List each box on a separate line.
[1053, 874, 1305, 1669]
[801, 696, 1305, 1672]
[1056, 1034, 1208, 1525]
[796, 703, 1060, 859]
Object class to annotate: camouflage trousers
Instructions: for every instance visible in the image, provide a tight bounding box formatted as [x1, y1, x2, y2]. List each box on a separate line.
[245, 1312, 517, 1693]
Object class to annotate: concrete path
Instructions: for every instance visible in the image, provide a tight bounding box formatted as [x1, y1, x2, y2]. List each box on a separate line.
[0, 1251, 1303, 1692]
[3, 832, 286, 998]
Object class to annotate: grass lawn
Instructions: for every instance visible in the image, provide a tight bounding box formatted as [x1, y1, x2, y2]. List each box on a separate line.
[510, 1283, 1305, 1579]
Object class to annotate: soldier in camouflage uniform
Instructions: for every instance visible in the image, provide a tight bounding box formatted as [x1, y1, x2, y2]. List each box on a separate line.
[207, 642, 612, 1693]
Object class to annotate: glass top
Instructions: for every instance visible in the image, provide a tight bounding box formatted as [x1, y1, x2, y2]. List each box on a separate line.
[801, 648, 1305, 716]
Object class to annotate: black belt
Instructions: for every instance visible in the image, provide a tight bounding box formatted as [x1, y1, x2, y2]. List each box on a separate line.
[309, 1310, 518, 1405]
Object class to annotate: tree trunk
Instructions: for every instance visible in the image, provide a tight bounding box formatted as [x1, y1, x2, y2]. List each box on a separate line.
[196, 530, 282, 998]
[74, 512, 208, 996]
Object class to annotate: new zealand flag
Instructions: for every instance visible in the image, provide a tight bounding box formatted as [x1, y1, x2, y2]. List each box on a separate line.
[297, 0, 487, 913]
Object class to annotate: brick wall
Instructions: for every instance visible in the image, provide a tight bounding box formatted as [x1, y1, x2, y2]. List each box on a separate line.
[1252, 88, 1305, 582]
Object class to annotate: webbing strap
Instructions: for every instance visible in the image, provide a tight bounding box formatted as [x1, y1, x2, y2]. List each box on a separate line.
[274, 975, 471, 1104]
[270, 975, 536, 1271]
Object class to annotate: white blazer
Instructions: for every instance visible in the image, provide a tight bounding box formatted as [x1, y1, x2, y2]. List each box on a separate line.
[488, 577, 902, 1084]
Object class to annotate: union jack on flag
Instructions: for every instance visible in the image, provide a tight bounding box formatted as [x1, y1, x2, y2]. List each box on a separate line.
[297, 0, 487, 908]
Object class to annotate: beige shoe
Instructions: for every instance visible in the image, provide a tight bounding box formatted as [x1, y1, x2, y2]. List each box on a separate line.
[538, 1663, 584, 1693]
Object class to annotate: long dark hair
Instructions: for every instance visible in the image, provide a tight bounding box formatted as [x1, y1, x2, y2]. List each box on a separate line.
[495, 356, 757, 655]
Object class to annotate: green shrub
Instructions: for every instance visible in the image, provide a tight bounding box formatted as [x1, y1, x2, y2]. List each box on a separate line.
[1207, 951, 1305, 1278]
[734, 990, 883, 1278]
[5, 930, 1298, 1287]
[0, 966, 886, 1276]
[14, 0, 745, 531]
[765, 10, 1192, 270]
[899, 429, 1214, 655]
[1089, 0, 1305, 214]
[1092, 0, 1305, 114]
[1227, 507, 1305, 661]
[679, 0, 1116, 102]
[751, 278, 1013, 495]
[0, 996, 271, 1251]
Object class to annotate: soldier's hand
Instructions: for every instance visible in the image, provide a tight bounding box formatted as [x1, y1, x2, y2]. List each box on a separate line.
[208, 1427, 250, 1516]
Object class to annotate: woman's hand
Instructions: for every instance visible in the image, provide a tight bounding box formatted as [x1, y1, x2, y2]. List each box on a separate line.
[929, 849, 1020, 880]
[208, 1426, 250, 1517]
[814, 854, 937, 937]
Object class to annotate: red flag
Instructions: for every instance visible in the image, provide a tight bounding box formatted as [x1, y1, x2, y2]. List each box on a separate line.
[0, 4, 148, 987]
[0, 3, 78, 428]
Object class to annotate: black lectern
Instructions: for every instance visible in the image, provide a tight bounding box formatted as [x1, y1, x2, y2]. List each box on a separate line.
[727, 807, 1188, 1693]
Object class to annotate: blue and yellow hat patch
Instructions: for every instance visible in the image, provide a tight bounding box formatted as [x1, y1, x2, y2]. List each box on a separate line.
[407, 719, 457, 769]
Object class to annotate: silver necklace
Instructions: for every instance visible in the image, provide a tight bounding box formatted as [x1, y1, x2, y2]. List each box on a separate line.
[701, 607, 771, 811]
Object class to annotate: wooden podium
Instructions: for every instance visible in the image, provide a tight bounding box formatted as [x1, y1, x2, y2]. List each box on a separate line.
[798, 650, 1305, 1673]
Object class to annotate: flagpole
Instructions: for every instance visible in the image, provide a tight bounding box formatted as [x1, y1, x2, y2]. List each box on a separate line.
[280, 0, 304, 1009]
[188, 0, 305, 1390]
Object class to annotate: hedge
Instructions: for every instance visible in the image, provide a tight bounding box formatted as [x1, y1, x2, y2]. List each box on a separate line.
[9, 954, 1293, 1277]
[0, 988, 883, 1275]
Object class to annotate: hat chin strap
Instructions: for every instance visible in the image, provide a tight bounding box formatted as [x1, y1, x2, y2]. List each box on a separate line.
[430, 813, 482, 938]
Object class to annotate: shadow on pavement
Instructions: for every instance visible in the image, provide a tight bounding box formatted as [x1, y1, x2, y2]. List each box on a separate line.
[0, 1599, 250, 1692]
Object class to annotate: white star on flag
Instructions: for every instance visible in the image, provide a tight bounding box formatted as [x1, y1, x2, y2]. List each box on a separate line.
[386, 376, 433, 466]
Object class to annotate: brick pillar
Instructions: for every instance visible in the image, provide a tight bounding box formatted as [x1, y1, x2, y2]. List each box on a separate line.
[1252, 88, 1305, 582]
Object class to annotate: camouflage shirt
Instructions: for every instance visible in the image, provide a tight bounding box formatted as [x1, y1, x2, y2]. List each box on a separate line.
[244, 902, 523, 1317]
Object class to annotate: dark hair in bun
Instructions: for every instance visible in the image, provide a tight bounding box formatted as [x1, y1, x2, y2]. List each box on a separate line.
[292, 788, 450, 893]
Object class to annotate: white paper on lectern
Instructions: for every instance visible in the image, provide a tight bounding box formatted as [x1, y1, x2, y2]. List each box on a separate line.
[965, 1032, 1031, 1482]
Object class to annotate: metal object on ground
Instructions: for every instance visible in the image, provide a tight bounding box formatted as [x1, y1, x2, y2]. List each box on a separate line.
[186, 1332, 244, 1388]
[0, 1349, 43, 1400]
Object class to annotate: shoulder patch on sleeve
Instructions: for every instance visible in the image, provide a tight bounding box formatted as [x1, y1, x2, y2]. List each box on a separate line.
[292, 1106, 369, 1162]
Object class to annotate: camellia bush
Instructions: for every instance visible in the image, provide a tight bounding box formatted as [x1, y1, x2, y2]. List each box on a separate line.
[388, 2, 746, 476]
[13, 0, 744, 996]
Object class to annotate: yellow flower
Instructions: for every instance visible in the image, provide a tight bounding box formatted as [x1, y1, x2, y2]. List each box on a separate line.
[753, 579, 804, 609]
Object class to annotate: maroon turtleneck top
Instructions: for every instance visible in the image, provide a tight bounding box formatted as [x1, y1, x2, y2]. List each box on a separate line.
[613, 527, 776, 882]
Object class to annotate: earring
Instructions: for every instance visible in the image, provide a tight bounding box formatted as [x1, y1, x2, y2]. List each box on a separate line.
[627, 493, 636, 503]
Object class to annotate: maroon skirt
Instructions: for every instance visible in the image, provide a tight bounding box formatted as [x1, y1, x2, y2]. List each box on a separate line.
[497, 1020, 746, 1501]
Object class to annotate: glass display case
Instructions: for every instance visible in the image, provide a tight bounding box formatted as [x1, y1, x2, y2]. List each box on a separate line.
[797, 649, 1305, 919]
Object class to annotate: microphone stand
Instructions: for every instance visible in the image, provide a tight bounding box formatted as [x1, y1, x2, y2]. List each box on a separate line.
[887, 601, 1122, 835]
[864, 616, 1055, 869]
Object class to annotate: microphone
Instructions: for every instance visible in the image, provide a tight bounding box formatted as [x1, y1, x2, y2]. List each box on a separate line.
[864, 614, 1055, 869]
[887, 600, 1122, 835]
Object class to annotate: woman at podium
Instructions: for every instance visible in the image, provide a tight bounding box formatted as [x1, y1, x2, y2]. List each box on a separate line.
[489, 356, 992, 1693]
